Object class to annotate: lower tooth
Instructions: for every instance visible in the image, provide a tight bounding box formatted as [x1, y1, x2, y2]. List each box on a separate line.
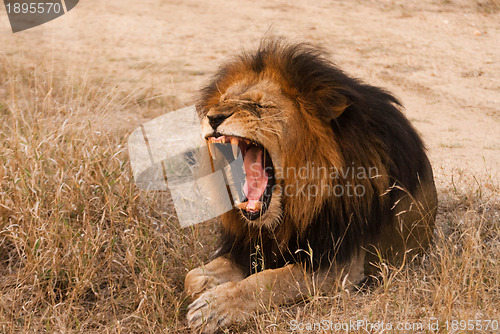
[246, 201, 261, 211]
[237, 201, 248, 210]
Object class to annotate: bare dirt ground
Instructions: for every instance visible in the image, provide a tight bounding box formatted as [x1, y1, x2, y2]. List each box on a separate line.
[0, 0, 499, 333]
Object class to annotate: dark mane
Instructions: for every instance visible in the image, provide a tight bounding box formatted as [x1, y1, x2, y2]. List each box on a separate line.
[201, 39, 431, 276]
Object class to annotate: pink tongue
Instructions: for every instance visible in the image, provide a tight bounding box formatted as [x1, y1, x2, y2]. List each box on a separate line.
[242, 147, 268, 209]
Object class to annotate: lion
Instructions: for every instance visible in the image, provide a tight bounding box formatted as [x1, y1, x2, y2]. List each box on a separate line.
[184, 39, 437, 333]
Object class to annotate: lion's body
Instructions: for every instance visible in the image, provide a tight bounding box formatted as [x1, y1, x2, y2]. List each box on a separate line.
[185, 40, 437, 332]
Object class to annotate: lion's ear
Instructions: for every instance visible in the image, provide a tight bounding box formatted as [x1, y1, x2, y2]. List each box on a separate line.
[330, 103, 347, 119]
[322, 95, 350, 120]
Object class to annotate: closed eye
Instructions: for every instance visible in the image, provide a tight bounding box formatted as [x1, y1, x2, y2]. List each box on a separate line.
[246, 102, 264, 117]
[244, 101, 277, 117]
[217, 98, 276, 117]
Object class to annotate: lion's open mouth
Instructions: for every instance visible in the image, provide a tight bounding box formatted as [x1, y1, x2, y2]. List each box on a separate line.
[206, 135, 275, 220]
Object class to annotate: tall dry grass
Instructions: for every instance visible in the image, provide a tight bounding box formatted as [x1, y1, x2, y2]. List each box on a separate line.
[0, 51, 498, 333]
[0, 52, 213, 333]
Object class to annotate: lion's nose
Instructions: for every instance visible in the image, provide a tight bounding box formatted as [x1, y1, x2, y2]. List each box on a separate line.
[207, 114, 229, 130]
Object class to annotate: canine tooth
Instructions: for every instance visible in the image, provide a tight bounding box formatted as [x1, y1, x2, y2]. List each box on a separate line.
[207, 141, 216, 160]
[231, 137, 239, 159]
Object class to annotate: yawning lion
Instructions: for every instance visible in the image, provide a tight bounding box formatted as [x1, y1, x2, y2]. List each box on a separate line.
[185, 39, 438, 333]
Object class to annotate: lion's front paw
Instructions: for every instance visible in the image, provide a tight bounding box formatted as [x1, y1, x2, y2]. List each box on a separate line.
[185, 267, 227, 300]
[187, 282, 253, 333]
[184, 267, 213, 299]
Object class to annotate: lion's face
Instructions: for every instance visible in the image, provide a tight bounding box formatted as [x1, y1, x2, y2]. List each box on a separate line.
[200, 80, 287, 227]
[200, 76, 339, 229]
[200, 79, 297, 227]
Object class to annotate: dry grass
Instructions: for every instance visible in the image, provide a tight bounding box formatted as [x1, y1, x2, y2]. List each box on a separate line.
[0, 52, 209, 333]
[0, 51, 499, 334]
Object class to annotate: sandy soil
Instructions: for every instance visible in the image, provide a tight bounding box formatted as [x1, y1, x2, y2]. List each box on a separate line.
[1, 0, 499, 179]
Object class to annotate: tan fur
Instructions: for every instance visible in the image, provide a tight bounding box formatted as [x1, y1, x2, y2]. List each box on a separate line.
[185, 41, 438, 333]
[185, 256, 246, 300]
[187, 253, 366, 333]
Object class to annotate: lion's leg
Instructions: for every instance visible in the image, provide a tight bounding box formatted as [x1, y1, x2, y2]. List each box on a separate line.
[187, 252, 365, 333]
[184, 256, 246, 300]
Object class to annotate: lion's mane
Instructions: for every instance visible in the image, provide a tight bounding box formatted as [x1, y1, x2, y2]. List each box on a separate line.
[197, 40, 435, 276]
